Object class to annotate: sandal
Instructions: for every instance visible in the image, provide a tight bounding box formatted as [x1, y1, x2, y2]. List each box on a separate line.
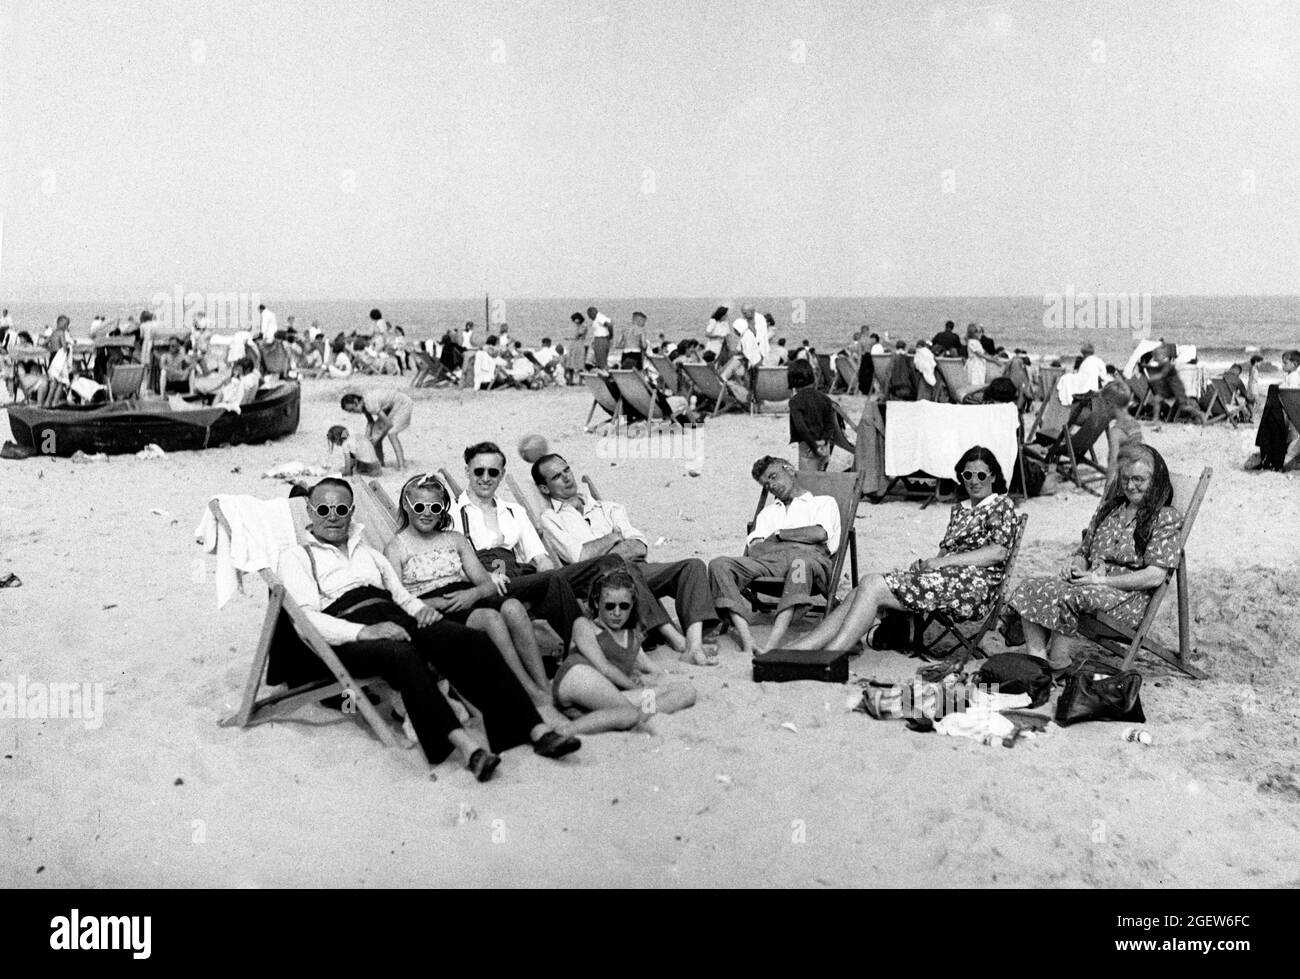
[532, 731, 581, 759]
[467, 748, 501, 782]
[0, 572, 20, 588]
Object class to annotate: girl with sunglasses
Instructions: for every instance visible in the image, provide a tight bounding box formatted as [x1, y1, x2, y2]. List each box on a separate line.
[551, 569, 697, 737]
[384, 474, 555, 709]
[787, 445, 1020, 654]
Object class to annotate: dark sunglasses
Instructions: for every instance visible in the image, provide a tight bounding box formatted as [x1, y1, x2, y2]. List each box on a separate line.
[312, 503, 353, 518]
[960, 470, 990, 482]
[602, 601, 632, 612]
[472, 467, 502, 478]
[407, 500, 446, 515]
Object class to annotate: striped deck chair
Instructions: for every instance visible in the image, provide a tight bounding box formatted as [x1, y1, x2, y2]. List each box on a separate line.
[1199, 374, 1250, 426]
[211, 495, 399, 749]
[935, 358, 970, 404]
[1076, 468, 1211, 679]
[647, 353, 685, 396]
[870, 353, 895, 400]
[751, 366, 792, 413]
[832, 354, 859, 394]
[581, 372, 622, 433]
[410, 350, 448, 388]
[610, 368, 678, 432]
[1026, 391, 1110, 494]
[917, 512, 1029, 681]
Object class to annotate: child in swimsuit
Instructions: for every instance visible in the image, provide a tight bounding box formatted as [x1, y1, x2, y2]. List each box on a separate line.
[326, 424, 383, 477]
[553, 568, 697, 736]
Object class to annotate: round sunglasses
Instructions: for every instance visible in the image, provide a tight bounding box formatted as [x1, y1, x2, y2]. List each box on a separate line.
[406, 500, 446, 515]
[311, 503, 353, 518]
[960, 470, 990, 482]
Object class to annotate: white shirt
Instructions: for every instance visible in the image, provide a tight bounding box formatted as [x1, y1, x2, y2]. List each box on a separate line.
[534, 345, 558, 368]
[870, 343, 885, 355]
[590, 312, 612, 338]
[278, 527, 425, 645]
[48, 347, 73, 385]
[259, 309, 278, 343]
[739, 328, 762, 367]
[540, 496, 646, 566]
[474, 348, 503, 388]
[453, 491, 549, 565]
[509, 357, 535, 383]
[1077, 354, 1107, 391]
[461, 327, 474, 348]
[747, 490, 842, 556]
[0, 313, 11, 329]
[753, 316, 770, 362]
[1282, 366, 1300, 390]
[228, 330, 252, 363]
[731, 315, 749, 337]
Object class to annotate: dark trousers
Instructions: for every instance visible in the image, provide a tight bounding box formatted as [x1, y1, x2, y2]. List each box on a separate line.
[634, 557, 718, 630]
[333, 601, 541, 764]
[1255, 384, 1292, 469]
[503, 569, 585, 646]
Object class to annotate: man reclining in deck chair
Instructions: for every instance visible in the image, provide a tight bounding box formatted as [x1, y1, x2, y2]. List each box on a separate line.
[708, 456, 841, 655]
[533, 452, 720, 665]
[278, 477, 581, 781]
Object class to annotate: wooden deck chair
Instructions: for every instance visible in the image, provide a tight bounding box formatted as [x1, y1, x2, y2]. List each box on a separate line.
[108, 363, 146, 401]
[581, 372, 622, 433]
[437, 468, 464, 499]
[647, 353, 685, 396]
[1034, 364, 1066, 408]
[212, 497, 399, 748]
[935, 358, 970, 404]
[917, 513, 1029, 681]
[1076, 468, 1212, 679]
[833, 354, 860, 394]
[814, 353, 835, 391]
[1025, 392, 1110, 494]
[1200, 375, 1250, 426]
[739, 469, 864, 618]
[1023, 370, 1069, 445]
[751, 366, 792, 413]
[1125, 371, 1150, 416]
[679, 362, 746, 417]
[503, 473, 565, 565]
[1140, 364, 1203, 423]
[410, 350, 448, 388]
[610, 368, 677, 432]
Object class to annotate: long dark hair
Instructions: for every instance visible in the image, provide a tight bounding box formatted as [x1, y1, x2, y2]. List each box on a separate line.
[953, 445, 1007, 499]
[586, 567, 642, 631]
[1086, 442, 1172, 558]
[396, 473, 452, 533]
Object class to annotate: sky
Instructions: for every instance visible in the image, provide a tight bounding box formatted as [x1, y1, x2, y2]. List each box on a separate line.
[1, 0, 1298, 300]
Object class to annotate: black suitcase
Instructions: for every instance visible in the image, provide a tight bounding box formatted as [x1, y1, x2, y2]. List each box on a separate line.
[752, 647, 849, 683]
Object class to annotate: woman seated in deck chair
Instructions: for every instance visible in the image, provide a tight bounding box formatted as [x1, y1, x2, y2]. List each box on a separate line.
[551, 568, 696, 737]
[786, 446, 1019, 652]
[1007, 443, 1181, 673]
[384, 474, 557, 709]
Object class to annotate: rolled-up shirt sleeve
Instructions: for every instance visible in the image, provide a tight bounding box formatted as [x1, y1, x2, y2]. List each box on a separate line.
[278, 547, 364, 645]
[605, 502, 646, 547]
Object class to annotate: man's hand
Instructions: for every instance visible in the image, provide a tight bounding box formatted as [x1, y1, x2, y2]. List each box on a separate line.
[414, 606, 443, 628]
[357, 621, 411, 642]
[489, 570, 510, 595]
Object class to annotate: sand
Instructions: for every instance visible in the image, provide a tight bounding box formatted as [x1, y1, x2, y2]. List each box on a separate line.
[3, 376, 1300, 888]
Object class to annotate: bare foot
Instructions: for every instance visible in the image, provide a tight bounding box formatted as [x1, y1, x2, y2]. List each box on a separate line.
[683, 648, 719, 667]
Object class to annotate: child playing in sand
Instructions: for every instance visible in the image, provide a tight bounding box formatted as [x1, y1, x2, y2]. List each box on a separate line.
[552, 568, 696, 736]
[326, 424, 382, 477]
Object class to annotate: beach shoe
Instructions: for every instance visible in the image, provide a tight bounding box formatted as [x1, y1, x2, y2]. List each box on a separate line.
[0, 572, 21, 588]
[467, 749, 501, 783]
[532, 731, 581, 759]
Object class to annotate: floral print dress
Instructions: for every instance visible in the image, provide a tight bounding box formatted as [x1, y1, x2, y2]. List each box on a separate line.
[882, 494, 1020, 621]
[1008, 503, 1181, 635]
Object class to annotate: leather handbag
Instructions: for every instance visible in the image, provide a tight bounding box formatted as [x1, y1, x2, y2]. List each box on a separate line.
[1054, 659, 1145, 726]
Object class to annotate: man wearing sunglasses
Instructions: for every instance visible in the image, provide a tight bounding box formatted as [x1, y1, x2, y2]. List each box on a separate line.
[708, 456, 841, 655]
[276, 478, 581, 771]
[533, 453, 720, 666]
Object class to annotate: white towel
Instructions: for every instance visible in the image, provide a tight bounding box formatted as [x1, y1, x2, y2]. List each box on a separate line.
[935, 707, 1015, 742]
[884, 402, 1019, 482]
[194, 496, 297, 607]
[1056, 371, 1097, 405]
[913, 347, 937, 387]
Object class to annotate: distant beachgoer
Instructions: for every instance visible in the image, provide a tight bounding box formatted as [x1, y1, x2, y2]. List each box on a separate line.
[258, 304, 278, 345]
[565, 313, 587, 384]
[328, 345, 354, 379]
[704, 305, 730, 361]
[788, 360, 849, 472]
[1284, 349, 1300, 390]
[473, 335, 511, 390]
[1077, 342, 1107, 392]
[931, 321, 964, 358]
[159, 338, 194, 393]
[214, 356, 261, 410]
[620, 311, 648, 369]
[14, 361, 49, 403]
[551, 568, 697, 737]
[965, 324, 998, 388]
[587, 306, 612, 369]
[326, 424, 382, 477]
[1099, 380, 1142, 493]
[341, 388, 412, 469]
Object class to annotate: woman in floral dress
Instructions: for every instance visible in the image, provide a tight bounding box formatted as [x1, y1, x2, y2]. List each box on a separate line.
[787, 446, 1020, 652]
[1008, 442, 1181, 670]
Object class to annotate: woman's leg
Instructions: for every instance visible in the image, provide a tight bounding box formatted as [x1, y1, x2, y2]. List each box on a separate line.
[466, 608, 550, 706]
[785, 584, 862, 649]
[824, 573, 905, 651]
[499, 597, 550, 692]
[387, 431, 406, 469]
[554, 665, 643, 736]
[643, 680, 696, 715]
[1022, 619, 1052, 660]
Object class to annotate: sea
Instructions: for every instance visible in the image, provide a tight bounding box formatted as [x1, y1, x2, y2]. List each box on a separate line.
[6, 295, 1298, 371]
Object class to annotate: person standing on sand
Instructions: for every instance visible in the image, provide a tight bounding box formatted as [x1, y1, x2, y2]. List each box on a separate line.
[565, 312, 588, 383]
[340, 388, 413, 470]
[620, 311, 649, 369]
[587, 305, 612, 370]
[259, 304, 278, 345]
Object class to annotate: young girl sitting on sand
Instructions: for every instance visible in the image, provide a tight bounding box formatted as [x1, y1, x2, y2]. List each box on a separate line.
[326, 424, 382, 477]
[384, 474, 555, 708]
[552, 568, 696, 736]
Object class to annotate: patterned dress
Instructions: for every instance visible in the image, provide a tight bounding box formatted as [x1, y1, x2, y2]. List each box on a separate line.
[1008, 504, 1181, 635]
[882, 494, 1020, 621]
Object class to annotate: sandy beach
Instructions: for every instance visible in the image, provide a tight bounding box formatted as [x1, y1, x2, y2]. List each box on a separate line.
[2, 374, 1299, 889]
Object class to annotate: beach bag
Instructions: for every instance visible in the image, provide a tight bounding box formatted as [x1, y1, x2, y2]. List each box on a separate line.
[1054, 659, 1145, 726]
[1, 441, 37, 460]
[857, 677, 962, 720]
[475, 546, 535, 578]
[972, 653, 1052, 708]
[868, 610, 926, 656]
[1011, 456, 1047, 497]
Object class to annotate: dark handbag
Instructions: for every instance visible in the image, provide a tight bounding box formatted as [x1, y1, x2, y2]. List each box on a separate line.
[972, 652, 1052, 708]
[474, 546, 535, 578]
[1054, 659, 1145, 726]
